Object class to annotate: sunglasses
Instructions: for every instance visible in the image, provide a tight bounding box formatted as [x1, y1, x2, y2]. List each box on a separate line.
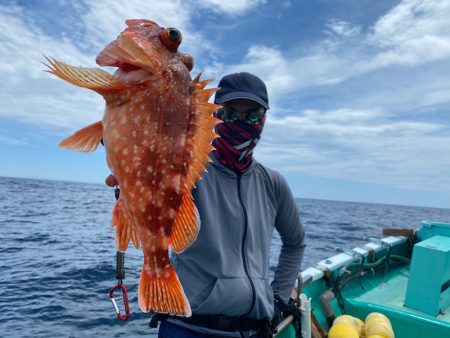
[216, 106, 266, 124]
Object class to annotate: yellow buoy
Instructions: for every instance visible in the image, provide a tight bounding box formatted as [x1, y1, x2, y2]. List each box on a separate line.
[333, 315, 365, 335]
[328, 323, 359, 338]
[365, 312, 392, 326]
[367, 335, 387, 338]
[365, 317, 395, 338]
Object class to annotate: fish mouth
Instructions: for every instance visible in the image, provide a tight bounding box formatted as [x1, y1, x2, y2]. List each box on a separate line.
[96, 48, 157, 85]
[96, 33, 161, 85]
[112, 62, 155, 84]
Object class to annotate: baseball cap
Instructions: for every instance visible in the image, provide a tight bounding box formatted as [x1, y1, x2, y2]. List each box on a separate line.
[214, 72, 269, 110]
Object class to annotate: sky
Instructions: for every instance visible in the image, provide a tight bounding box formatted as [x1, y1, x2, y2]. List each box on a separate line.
[1, 0, 450, 208]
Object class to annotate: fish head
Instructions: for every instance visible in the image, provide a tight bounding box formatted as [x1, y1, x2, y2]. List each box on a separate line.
[96, 19, 193, 84]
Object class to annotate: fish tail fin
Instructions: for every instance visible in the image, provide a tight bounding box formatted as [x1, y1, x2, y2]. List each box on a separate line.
[169, 189, 200, 253]
[138, 263, 191, 316]
[43, 56, 125, 93]
[59, 121, 103, 152]
[111, 198, 140, 251]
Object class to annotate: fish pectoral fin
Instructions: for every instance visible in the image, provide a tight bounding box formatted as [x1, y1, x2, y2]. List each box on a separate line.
[59, 121, 103, 152]
[111, 198, 140, 251]
[43, 56, 126, 93]
[169, 190, 200, 254]
[138, 262, 191, 316]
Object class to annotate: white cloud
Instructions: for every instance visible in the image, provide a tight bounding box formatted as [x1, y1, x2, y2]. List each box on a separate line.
[257, 108, 450, 192]
[0, 134, 28, 146]
[325, 20, 362, 38]
[193, 0, 266, 15]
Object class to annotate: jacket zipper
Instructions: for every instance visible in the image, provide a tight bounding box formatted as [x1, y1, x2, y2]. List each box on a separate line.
[237, 176, 256, 316]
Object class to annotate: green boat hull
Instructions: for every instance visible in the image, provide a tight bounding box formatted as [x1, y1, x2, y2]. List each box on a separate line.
[299, 221, 450, 338]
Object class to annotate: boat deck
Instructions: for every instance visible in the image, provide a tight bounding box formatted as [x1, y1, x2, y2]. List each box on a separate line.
[342, 266, 450, 338]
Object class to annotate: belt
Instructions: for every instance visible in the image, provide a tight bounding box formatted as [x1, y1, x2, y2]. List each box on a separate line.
[150, 313, 271, 333]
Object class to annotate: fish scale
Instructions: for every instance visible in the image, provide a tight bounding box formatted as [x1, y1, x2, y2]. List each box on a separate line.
[43, 19, 221, 317]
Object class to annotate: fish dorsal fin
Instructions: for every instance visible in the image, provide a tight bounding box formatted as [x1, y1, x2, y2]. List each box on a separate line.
[111, 198, 140, 251]
[168, 74, 220, 253]
[186, 75, 221, 191]
[170, 189, 200, 253]
[43, 57, 126, 98]
[59, 121, 103, 152]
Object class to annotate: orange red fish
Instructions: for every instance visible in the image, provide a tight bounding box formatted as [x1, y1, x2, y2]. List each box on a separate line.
[44, 19, 221, 316]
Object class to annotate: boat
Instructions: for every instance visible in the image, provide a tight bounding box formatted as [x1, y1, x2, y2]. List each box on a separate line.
[273, 221, 450, 338]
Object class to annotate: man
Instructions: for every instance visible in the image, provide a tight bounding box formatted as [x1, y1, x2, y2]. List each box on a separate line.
[157, 72, 306, 337]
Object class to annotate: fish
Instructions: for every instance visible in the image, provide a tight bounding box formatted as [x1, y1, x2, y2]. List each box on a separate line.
[43, 19, 221, 316]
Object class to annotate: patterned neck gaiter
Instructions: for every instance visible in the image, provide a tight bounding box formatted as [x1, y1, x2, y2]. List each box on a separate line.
[212, 113, 265, 175]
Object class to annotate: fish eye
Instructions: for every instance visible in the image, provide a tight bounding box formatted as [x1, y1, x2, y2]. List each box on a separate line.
[159, 27, 182, 52]
[168, 28, 181, 41]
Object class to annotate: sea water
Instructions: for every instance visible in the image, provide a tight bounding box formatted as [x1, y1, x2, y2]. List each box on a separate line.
[1, 176, 449, 337]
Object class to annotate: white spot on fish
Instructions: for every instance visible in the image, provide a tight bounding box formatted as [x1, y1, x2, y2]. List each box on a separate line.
[123, 148, 129, 155]
[176, 134, 186, 147]
[132, 130, 137, 138]
[147, 166, 153, 173]
[141, 207, 145, 212]
[137, 170, 141, 177]
[168, 208, 175, 218]
[121, 115, 127, 124]
[136, 181, 142, 186]
[133, 116, 141, 124]
[140, 104, 145, 110]
[171, 174, 181, 193]
[144, 129, 149, 136]
[147, 215, 152, 221]
[125, 166, 130, 173]
[140, 186, 145, 193]
[158, 216, 162, 220]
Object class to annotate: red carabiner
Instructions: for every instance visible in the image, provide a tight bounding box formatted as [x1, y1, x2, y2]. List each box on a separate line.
[109, 283, 130, 320]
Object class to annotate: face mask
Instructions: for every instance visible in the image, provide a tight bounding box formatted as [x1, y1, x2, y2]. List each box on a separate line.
[212, 111, 265, 174]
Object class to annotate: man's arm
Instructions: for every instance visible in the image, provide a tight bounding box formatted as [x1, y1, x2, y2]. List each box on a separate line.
[271, 174, 306, 303]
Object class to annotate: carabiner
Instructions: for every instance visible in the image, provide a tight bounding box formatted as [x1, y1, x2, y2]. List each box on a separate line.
[109, 283, 130, 321]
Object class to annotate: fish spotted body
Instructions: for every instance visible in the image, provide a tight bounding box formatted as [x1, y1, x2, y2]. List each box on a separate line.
[44, 19, 220, 316]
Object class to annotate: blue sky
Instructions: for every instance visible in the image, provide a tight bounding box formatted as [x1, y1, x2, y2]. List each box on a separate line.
[1, 0, 450, 208]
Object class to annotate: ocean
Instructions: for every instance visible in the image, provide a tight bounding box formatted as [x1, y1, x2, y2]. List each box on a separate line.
[1, 176, 449, 337]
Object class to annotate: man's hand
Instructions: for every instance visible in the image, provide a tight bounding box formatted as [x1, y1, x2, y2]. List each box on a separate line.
[105, 173, 118, 187]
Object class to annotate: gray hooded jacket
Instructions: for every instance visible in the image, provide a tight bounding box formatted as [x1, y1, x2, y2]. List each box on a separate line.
[169, 155, 305, 335]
